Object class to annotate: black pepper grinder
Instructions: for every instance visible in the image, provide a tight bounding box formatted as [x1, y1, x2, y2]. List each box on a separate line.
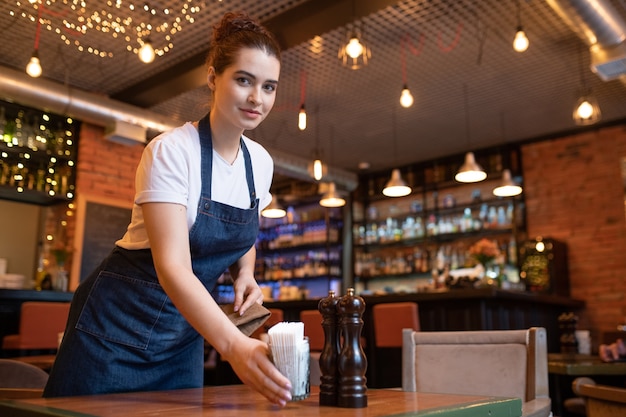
[336, 287, 367, 408]
[318, 290, 340, 406]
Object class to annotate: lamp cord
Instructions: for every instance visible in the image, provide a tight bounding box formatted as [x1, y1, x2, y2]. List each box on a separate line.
[34, 6, 42, 50]
[463, 83, 471, 147]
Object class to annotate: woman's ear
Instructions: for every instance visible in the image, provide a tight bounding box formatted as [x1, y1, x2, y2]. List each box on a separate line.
[207, 67, 216, 91]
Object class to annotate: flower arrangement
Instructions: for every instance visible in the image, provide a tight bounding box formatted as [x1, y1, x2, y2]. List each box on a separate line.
[468, 238, 501, 266]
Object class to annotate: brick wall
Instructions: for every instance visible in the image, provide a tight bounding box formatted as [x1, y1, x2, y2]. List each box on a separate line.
[522, 124, 626, 340]
[76, 123, 144, 203]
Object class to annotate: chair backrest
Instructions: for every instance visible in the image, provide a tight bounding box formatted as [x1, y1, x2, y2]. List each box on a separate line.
[250, 308, 283, 340]
[300, 310, 324, 351]
[19, 302, 70, 349]
[2, 302, 71, 350]
[402, 327, 549, 403]
[0, 359, 49, 388]
[572, 377, 626, 417]
[373, 302, 419, 348]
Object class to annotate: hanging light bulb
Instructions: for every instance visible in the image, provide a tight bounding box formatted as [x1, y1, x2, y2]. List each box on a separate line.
[138, 39, 156, 63]
[261, 195, 286, 218]
[320, 182, 346, 208]
[313, 158, 323, 181]
[346, 36, 364, 59]
[400, 85, 414, 108]
[455, 152, 487, 183]
[573, 95, 601, 125]
[513, 27, 529, 52]
[26, 50, 42, 78]
[382, 169, 411, 197]
[493, 169, 522, 197]
[298, 104, 307, 131]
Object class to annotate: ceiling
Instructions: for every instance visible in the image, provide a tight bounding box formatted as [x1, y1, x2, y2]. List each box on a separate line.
[1, 0, 626, 188]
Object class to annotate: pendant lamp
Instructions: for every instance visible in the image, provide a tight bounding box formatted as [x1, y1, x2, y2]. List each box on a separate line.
[493, 169, 522, 197]
[261, 195, 286, 218]
[455, 152, 487, 183]
[383, 169, 411, 197]
[320, 182, 346, 208]
[383, 107, 411, 197]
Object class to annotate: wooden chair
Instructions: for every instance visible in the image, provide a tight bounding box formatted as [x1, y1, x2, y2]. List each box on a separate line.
[2, 302, 70, 352]
[402, 327, 551, 417]
[572, 377, 626, 417]
[371, 302, 419, 388]
[0, 359, 48, 399]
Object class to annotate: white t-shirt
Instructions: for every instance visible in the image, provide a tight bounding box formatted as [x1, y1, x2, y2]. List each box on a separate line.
[117, 122, 274, 250]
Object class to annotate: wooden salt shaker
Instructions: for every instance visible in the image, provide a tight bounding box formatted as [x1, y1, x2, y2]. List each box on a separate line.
[318, 290, 340, 406]
[336, 287, 367, 408]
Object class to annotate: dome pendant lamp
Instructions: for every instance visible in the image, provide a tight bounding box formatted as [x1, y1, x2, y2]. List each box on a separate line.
[383, 107, 411, 197]
[261, 195, 286, 218]
[383, 169, 411, 197]
[493, 169, 522, 197]
[320, 182, 346, 208]
[455, 152, 487, 183]
[455, 85, 486, 183]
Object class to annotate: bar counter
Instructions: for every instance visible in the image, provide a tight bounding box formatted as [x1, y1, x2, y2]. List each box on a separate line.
[266, 288, 584, 351]
[0, 385, 523, 417]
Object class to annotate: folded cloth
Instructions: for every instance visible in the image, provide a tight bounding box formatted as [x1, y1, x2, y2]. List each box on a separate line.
[220, 303, 272, 337]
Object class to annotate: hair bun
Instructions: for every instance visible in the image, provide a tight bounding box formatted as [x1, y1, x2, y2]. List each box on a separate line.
[213, 12, 266, 44]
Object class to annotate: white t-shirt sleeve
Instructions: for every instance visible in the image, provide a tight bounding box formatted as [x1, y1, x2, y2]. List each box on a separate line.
[135, 128, 193, 206]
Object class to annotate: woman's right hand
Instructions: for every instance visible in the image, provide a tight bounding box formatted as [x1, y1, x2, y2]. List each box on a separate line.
[223, 336, 292, 406]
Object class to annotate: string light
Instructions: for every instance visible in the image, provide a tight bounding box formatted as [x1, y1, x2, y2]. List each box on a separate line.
[12, 1, 203, 61]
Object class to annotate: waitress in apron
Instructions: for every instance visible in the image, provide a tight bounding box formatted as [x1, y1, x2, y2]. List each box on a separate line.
[44, 11, 293, 406]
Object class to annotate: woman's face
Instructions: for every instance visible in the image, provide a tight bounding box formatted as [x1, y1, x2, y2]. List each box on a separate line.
[208, 47, 280, 132]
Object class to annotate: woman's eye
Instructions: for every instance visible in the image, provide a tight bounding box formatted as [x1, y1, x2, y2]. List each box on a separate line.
[263, 84, 277, 92]
[237, 77, 251, 85]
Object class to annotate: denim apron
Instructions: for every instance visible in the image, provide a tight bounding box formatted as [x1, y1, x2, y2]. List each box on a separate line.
[44, 114, 259, 396]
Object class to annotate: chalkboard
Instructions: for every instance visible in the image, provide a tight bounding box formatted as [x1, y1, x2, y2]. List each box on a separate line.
[72, 196, 132, 286]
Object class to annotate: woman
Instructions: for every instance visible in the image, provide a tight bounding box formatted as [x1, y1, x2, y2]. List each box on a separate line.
[44, 11, 292, 406]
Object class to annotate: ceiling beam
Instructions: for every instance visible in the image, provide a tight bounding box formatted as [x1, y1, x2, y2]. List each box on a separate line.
[111, 0, 400, 108]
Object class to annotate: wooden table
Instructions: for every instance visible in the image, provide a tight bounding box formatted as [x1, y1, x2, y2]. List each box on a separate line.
[0, 385, 522, 417]
[547, 353, 626, 417]
[548, 353, 626, 376]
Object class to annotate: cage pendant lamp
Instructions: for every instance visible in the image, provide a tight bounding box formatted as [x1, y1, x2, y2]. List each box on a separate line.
[493, 169, 522, 197]
[383, 169, 411, 197]
[261, 195, 286, 218]
[320, 182, 346, 207]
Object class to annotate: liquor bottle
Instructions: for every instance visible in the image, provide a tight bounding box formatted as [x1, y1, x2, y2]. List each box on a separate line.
[336, 288, 367, 408]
